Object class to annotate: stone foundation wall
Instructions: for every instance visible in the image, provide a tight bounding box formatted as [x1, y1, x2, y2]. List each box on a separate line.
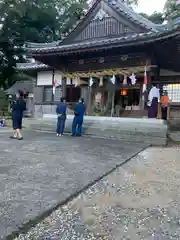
[168, 104, 180, 130]
[34, 104, 74, 118]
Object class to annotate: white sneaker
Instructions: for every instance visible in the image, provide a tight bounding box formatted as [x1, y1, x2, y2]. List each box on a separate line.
[57, 134, 59, 137]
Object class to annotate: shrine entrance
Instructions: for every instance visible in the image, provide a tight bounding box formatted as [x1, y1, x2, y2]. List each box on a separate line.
[115, 88, 141, 110]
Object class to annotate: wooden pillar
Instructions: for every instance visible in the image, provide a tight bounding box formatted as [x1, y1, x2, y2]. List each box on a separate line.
[87, 87, 92, 115]
[147, 70, 152, 92]
[81, 86, 88, 104]
[32, 77, 36, 118]
[153, 66, 162, 119]
[139, 85, 144, 110]
[153, 66, 160, 85]
[62, 77, 66, 98]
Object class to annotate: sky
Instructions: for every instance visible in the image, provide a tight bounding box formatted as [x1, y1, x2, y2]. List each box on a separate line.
[135, 0, 167, 15]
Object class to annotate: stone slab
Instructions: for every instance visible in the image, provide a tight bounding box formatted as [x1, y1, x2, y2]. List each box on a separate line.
[0, 131, 147, 238]
[168, 131, 180, 142]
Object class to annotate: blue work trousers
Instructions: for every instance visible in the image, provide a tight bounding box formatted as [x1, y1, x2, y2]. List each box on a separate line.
[56, 118, 66, 134]
[72, 117, 83, 136]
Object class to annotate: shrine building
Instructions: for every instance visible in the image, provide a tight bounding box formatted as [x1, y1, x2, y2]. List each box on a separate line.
[21, 0, 180, 117]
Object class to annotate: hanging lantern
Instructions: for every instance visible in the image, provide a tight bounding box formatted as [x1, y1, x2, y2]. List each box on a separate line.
[121, 89, 127, 96]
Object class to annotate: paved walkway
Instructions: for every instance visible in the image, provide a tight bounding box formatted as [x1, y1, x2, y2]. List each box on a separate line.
[15, 146, 180, 240]
[0, 131, 147, 239]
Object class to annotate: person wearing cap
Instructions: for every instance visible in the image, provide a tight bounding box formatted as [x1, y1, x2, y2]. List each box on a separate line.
[56, 97, 67, 136]
[72, 98, 86, 136]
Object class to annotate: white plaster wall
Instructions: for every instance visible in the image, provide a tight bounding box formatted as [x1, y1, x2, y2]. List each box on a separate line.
[37, 70, 81, 86]
[37, 71, 53, 86]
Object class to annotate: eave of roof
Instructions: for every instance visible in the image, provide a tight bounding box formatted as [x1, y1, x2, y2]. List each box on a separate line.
[25, 28, 180, 55]
[16, 62, 50, 70]
[5, 81, 33, 95]
[25, 40, 62, 49]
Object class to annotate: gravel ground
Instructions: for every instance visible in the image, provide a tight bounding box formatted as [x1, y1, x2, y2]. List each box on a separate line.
[14, 146, 180, 240]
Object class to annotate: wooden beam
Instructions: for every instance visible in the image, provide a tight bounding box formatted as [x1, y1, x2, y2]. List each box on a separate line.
[54, 65, 153, 78]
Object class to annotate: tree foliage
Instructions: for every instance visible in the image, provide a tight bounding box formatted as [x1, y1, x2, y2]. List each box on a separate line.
[164, 0, 180, 20]
[0, 0, 179, 89]
[140, 12, 164, 24]
[122, 0, 138, 6]
[0, 0, 88, 88]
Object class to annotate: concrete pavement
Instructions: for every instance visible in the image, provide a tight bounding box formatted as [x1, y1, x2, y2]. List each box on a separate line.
[0, 131, 147, 239]
[15, 146, 180, 240]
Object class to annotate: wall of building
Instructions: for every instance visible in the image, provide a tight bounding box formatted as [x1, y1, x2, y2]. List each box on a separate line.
[33, 68, 180, 118]
[34, 71, 88, 117]
[36, 70, 78, 86]
[37, 71, 53, 86]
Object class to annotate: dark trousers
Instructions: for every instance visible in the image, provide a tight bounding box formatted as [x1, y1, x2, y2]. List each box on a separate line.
[148, 97, 158, 118]
[161, 106, 167, 120]
[56, 118, 66, 134]
[12, 113, 23, 130]
[72, 117, 83, 136]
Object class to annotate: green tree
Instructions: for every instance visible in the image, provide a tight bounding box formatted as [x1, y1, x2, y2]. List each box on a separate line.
[122, 0, 138, 6]
[164, 0, 180, 20]
[0, 0, 88, 88]
[140, 12, 164, 24]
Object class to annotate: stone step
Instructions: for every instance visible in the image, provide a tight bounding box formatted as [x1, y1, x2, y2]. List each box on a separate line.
[24, 115, 167, 146]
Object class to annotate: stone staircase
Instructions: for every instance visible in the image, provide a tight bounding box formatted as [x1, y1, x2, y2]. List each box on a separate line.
[24, 115, 168, 146]
[120, 110, 148, 118]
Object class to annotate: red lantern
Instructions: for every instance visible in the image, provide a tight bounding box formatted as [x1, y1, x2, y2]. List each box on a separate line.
[121, 89, 127, 96]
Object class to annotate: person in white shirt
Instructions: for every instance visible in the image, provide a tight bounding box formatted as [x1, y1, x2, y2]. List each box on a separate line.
[147, 83, 160, 118]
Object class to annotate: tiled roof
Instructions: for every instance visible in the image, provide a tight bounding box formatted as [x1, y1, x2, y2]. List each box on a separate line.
[25, 41, 61, 49]
[5, 81, 33, 95]
[16, 62, 49, 70]
[25, 0, 159, 50]
[108, 1, 179, 32]
[106, 0, 158, 31]
[25, 29, 180, 54]
[24, 0, 180, 53]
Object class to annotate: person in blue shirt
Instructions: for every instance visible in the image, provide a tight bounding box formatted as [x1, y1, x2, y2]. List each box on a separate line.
[10, 90, 26, 140]
[56, 97, 67, 136]
[72, 98, 86, 136]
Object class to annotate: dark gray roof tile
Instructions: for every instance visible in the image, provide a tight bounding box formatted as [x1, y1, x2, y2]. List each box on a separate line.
[25, 40, 62, 49]
[16, 62, 49, 70]
[5, 81, 33, 95]
[107, 0, 158, 31]
[25, 29, 180, 54]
